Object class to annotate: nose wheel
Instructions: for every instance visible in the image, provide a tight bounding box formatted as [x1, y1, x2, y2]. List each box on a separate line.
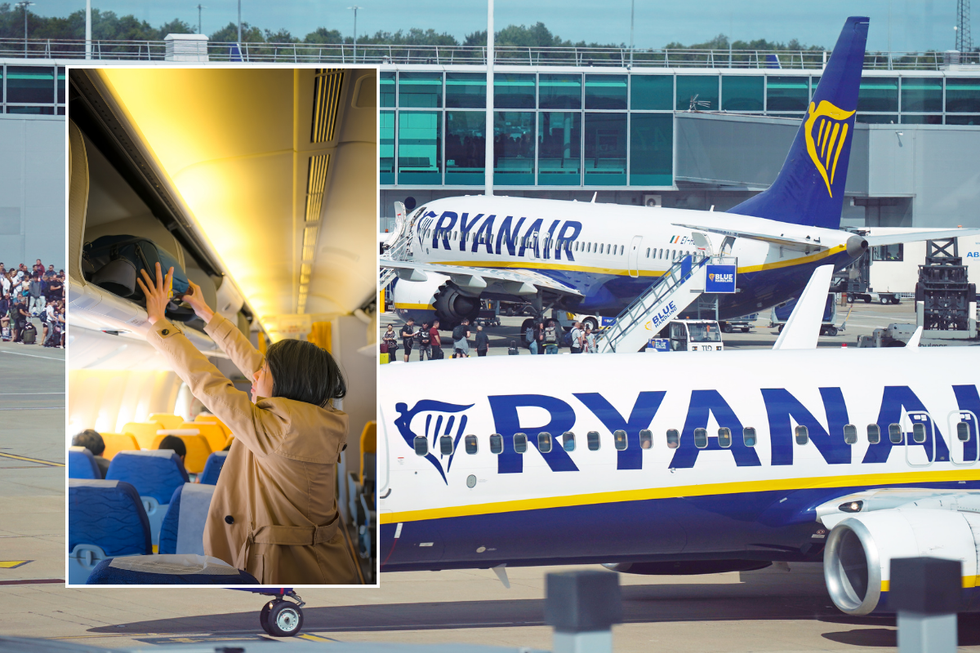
[259, 591, 305, 637]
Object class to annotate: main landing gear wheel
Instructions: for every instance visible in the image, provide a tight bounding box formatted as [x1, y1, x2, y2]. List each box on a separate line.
[583, 317, 599, 331]
[260, 599, 304, 637]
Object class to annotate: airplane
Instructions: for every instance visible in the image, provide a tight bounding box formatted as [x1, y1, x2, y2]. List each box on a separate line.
[377, 265, 980, 616]
[66, 66, 378, 599]
[382, 16, 978, 330]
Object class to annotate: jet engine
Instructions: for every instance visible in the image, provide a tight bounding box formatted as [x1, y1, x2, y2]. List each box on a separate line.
[823, 509, 980, 615]
[390, 271, 481, 328]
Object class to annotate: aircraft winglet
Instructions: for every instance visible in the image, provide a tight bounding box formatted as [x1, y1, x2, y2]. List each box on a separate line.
[773, 265, 834, 350]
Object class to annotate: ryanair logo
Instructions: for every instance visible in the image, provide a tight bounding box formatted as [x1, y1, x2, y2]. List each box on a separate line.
[394, 399, 474, 485]
[805, 100, 856, 198]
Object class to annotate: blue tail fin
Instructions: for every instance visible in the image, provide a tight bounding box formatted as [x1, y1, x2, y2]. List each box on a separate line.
[728, 17, 869, 230]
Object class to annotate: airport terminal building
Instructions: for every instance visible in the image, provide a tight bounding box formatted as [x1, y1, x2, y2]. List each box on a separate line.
[377, 56, 980, 232]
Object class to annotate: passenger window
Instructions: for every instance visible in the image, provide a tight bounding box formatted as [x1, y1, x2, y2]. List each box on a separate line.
[843, 424, 857, 445]
[666, 429, 680, 449]
[912, 423, 927, 444]
[562, 431, 576, 452]
[958, 422, 971, 442]
[440, 435, 454, 456]
[639, 429, 653, 449]
[465, 434, 478, 454]
[694, 428, 707, 449]
[743, 427, 757, 447]
[514, 432, 528, 454]
[888, 423, 903, 444]
[414, 436, 428, 456]
[795, 425, 809, 445]
[490, 433, 503, 454]
[600, 244, 604, 254]
[717, 427, 731, 448]
[646, 247, 650, 258]
[587, 431, 601, 451]
[538, 432, 553, 454]
[867, 424, 881, 444]
[613, 429, 628, 451]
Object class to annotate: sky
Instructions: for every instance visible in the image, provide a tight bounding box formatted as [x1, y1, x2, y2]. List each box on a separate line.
[29, 0, 975, 52]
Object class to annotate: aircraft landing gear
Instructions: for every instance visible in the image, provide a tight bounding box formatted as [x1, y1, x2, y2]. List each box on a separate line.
[259, 590, 305, 637]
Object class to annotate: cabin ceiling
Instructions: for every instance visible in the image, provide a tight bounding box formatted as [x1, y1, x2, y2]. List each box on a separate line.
[97, 67, 376, 340]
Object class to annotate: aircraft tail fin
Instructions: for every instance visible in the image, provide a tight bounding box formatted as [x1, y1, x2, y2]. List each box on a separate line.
[728, 17, 869, 230]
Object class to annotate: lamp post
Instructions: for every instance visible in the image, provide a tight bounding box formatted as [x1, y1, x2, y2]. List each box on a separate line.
[197, 4, 206, 36]
[16, 1, 34, 58]
[629, 0, 634, 68]
[237, 0, 242, 44]
[348, 6, 362, 62]
[85, 0, 91, 60]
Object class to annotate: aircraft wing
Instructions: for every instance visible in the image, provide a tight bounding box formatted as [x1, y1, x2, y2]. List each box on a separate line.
[815, 488, 980, 529]
[382, 260, 583, 298]
[670, 222, 832, 252]
[864, 228, 980, 247]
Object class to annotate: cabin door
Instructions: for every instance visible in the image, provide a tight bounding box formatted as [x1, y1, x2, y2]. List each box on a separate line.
[628, 236, 642, 278]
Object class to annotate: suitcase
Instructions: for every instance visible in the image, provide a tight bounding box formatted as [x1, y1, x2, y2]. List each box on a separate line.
[22, 323, 36, 345]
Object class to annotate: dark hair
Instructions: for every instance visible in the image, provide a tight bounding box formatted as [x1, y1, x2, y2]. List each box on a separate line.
[266, 339, 346, 408]
[72, 429, 105, 456]
[158, 435, 186, 458]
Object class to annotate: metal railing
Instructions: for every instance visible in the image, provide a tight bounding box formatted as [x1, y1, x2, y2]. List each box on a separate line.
[1, 37, 978, 70]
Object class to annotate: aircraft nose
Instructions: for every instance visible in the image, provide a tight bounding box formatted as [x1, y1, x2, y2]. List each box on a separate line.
[846, 234, 869, 258]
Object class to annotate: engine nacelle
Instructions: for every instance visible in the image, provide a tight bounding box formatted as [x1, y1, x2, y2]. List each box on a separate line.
[390, 272, 481, 328]
[823, 509, 980, 615]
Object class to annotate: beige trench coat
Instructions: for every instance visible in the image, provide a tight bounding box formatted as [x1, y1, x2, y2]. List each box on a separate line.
[146, 313, 358, 584]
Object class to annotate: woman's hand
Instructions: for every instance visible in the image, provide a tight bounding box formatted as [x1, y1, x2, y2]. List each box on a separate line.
[182, 280, 215, 323]
[136, 262, 174, 325]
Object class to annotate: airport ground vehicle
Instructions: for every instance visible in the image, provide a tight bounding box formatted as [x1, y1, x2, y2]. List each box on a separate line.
[771, 294, 840, 336]
[66, 67, 378, 606]
[648, 319, 724, 351]
[719, 313, 758, 333]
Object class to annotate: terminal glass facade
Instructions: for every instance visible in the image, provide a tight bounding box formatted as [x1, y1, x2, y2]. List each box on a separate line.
[381, 69, 980, 188]
[2, 65, 65, 115]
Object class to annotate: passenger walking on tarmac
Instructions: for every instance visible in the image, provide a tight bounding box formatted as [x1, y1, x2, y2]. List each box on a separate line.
[400, 318, 416, 363]
[507, 339, 520, 355]
[543, 320, 559, 354]
[452, 319, 470, 358]
[475, 324, 490, 357]
[569, 321, 585, 354]
[383, 324, 397, 360]
[526, 322, 538, 355]
[418, 321, 432, 361]
[137, 263, 359, 585]
[584, 323, 597, 353]
[535, 320, 546, 355]
[430, 319, 444, 360]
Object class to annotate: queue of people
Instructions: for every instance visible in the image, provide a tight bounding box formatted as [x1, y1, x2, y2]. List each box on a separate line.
[0, 261, 66, 347]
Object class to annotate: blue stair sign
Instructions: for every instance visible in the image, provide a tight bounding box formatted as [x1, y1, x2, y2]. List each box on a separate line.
[705, 265, 737, 293]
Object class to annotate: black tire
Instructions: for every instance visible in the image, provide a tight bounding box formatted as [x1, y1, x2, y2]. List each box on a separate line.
[863, 296, 871, 303]
[879, 296, 888, 304]
[741, 328, 750, 333]
[259, 601, 275, 634]
[827, 326, 838, 336]
[777, 324, 784, 333]
[265, 601, 303, 637]
[721, 323, 733, 334]
[583, 317, 598, 331]
[520, 318, 534, 346]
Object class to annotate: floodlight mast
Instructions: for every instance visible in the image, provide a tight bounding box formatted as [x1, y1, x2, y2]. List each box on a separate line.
[485, 0, 494, 197]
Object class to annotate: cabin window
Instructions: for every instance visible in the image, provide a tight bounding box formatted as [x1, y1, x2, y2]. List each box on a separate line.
[414, 436, 428, 456]
[958, 421, 971, 442]
[694, 428, 708, 449]
[646, 247, 650, 258]
[613, 429, 628, 451]
[587, 430, 601, 451]
[843, 424, 858, 445]
[667, 429, 680, 449]
[490, 433, 504, 454]
[743, 427, 757, 447]
[465, 434, 478, 454]
[718, 427, 732, 448]
[514, 432, 528, 454]
[888, 423, 903, 444]
[562, 431, 576, 451]
[867, 424, 881, 444]
[795, 425, 809, 445]
[659, 248, 664, 259]
[639, 429, 653, 449]
[599, 244, 604, 254]
[538, 431, 553, 453]
[912, 423, 927, 444]
[440, 435, 454, 455]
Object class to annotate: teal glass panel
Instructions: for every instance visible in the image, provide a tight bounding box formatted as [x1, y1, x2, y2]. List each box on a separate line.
[540, 74, 581, 110]
[901, 77, 941, 112]
[810, 76, 821, 99]
[946, 79, 980, 112]
[676, 75, 718, 111]
[538, 112, 581, 185]
[494, 112, 535, 185]
[630, 113, 672, 186]
[398, 72, 442, 108]
[857, 78, 898, 112]
[585, 75, 626, 110]
[57, 67, 65, 104]
[398, 111, 441, 184]
[722, 76, 763, 111]
[900, 114, 942, 124]
[380, 72, 395, 107]
[856, 114, 897, 124]
[446, 73, 486, 109]
[7, 66, 54, 103]
[380, 111, 394, 184]
[7, 106, 54, 114]
[494, 74, 535, 109]
[446, 111, 486, 184]
[946, 114, 980, 125]
[767, 76, 809, 111]
[631, 75, 672, 110]
[584, 113, 626, 185]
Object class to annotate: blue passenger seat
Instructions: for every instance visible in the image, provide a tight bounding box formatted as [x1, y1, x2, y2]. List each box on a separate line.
[68, 479, 151, 584]
[86, 554, 259, 585]
[199, 451, 228, 486]
[159, 483, 216, 555]
[106, 450, 189, 546]
[68, 446, 101, 479]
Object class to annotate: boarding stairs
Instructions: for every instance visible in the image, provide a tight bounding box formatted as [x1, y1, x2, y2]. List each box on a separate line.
[596, 254, 722, 354]
[379, 201, 412, 289]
